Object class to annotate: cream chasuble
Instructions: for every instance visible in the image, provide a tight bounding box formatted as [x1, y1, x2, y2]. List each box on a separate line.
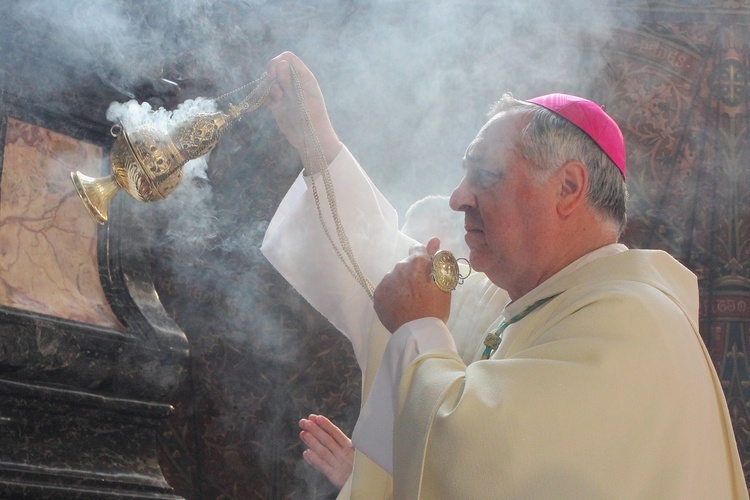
[262, 146, 746, 499]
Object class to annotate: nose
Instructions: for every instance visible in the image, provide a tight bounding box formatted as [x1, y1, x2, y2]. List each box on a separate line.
[449, 175, 474, 212]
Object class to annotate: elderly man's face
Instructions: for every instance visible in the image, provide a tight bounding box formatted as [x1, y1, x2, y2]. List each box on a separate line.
[449, 110, 560, 299]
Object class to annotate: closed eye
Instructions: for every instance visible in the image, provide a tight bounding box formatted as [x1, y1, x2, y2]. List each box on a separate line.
[471, 168, 502, 188]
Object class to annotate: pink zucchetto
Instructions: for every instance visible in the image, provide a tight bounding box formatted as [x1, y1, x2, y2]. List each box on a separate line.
[526, 93, 626, 179]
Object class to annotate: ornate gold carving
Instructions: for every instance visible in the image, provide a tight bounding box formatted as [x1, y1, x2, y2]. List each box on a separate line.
[71, 75, 270, 224]
[430, 250, 470, 293]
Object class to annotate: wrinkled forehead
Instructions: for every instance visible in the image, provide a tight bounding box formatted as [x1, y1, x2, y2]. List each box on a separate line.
[467, 109, 531, 160]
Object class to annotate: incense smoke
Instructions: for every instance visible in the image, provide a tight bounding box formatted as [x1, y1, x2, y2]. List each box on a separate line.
[4, 0, 622, 496]
[9, 0, 620, 215]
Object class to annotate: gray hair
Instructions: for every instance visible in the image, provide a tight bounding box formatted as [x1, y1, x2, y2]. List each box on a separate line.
[490, 93, 628, 237]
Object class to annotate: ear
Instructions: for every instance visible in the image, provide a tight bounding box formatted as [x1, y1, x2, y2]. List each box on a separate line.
[556, 160, 588, 217]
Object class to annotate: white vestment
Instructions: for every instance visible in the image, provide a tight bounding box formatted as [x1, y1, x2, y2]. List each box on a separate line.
[261, 146, 747, 499]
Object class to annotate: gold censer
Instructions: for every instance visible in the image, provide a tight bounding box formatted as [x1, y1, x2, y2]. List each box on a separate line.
[71, 75, 271, 225]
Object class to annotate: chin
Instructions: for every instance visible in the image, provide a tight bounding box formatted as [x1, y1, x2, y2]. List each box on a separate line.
[467, 250, 487, 272]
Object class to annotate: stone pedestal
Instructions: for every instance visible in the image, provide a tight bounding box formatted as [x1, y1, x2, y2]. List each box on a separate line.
[0, 111, 188, 498]
[0, 380, 179, 499]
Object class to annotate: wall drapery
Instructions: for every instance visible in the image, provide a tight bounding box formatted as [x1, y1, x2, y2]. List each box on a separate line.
[604, 9, 750, 484]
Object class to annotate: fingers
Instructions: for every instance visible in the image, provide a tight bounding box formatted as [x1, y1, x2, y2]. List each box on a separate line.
[310, 414, 352, 448]
[267, 51, 292, 79]
[298, 414, 354, 489]
[267, 51, 316, 103]
[268, 60, 291, 104]
[408, 237, 442, 258]
[299, 427, 337, 477]
[267, 51, 301, 83]
[299, 414, 352, 459]
[267, 52, 297, 108]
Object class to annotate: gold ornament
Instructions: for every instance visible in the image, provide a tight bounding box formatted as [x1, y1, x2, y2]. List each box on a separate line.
[430, 250, 471, 292]
[71, 75, 271, 224]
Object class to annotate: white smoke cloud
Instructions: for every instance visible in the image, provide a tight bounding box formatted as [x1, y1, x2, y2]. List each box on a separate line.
[6, 0, 624, 331]
[8, 0, 620, 214]
[4, 0, 625, 495]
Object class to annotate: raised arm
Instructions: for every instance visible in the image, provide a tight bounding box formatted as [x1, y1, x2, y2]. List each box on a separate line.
[260, 53, 413, 371]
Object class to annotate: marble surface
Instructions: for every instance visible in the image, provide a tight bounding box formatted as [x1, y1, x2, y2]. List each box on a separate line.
[0, 118, 120, 328]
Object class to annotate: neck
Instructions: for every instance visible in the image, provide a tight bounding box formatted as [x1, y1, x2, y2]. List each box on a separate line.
[508, 230, 618, 301]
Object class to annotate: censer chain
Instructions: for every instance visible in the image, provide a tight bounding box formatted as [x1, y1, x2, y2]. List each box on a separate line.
[215, 73, 273, 119]
[289, 65, 375, 300]
[199, 66, 454, 300]
[214, 66, 375, 299]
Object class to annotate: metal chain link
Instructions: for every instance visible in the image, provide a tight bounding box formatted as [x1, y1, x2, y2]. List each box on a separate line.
[289, 65, 375, 299]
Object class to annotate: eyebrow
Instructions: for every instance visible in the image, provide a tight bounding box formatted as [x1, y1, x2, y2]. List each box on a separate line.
[464, 148, 482, 164]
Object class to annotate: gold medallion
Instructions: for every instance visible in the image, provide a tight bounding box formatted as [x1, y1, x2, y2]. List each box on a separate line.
[430, 250, 470, 292]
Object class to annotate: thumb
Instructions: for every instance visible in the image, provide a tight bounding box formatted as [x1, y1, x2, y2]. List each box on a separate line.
[426, 237, 441, 256]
